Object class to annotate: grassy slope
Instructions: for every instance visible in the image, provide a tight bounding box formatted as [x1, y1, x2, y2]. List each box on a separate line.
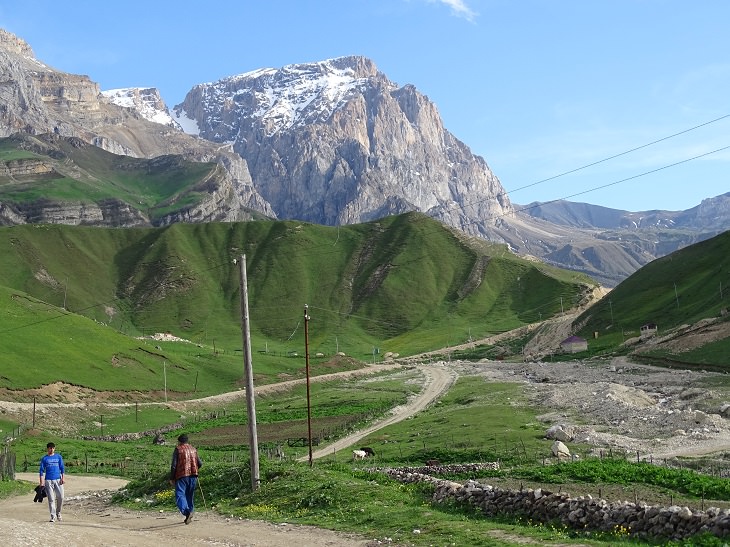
[0, 134, 218, 219]
[0, 214, 594, 392]
[573, 230, 730, 363]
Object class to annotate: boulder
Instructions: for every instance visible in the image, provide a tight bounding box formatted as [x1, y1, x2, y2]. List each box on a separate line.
[546, 424, 574, 442]
[551, 440, 571, 460]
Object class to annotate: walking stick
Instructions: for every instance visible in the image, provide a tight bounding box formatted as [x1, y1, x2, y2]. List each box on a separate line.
[197, 476, 209, 513]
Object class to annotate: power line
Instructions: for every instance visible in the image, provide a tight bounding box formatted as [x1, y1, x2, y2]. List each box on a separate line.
[421, 113, 730, 220]
[510, 144, 730, 219]
[422, 143, 730, 234]
[504, 113, 730, 196]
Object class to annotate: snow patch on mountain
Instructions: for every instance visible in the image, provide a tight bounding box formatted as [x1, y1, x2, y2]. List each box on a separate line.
[171, 107, 200, 135]
[102, 88, 180, 128]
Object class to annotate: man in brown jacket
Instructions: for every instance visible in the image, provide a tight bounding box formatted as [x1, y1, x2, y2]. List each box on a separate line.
[170, 433, 203, 524]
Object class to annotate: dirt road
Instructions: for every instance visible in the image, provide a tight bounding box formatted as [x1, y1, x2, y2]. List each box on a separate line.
[0, 364, 454, 546]
[301, 364, 457, 461]
[2, 474, 375, 546]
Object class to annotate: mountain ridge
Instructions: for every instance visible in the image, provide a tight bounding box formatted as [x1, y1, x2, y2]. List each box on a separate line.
[0, 28, 726, 286]
[519, 193, 730, 232]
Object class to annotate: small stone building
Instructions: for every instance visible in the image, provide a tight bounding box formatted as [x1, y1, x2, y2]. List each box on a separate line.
[559, 335, 588, 353]
[640, 323, 658, 338]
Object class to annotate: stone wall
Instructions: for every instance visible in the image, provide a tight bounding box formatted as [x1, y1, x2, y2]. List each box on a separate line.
[82, 422, 182, 443]
[374, 465, 730, 541]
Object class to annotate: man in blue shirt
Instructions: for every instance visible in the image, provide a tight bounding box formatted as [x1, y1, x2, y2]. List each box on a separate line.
[39, 442, 65, 522]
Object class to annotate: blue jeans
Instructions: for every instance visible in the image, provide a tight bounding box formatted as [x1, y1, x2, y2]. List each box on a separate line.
[174, 476, 198, 516]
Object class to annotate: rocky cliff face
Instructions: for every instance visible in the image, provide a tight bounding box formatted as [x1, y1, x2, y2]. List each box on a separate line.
[0, 29, 106, 138]
[101, 87, 181, 129]
[174, 56, 512, 237]
[0, 29, 274, 226]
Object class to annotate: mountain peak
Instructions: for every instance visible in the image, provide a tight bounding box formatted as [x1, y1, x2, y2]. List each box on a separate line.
[0, 29, 35, 58]
[175, 55, 389, 137]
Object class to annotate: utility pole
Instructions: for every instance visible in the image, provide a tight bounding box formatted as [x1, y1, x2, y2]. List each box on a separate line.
[609, 300, 614, 326]
[238, 254, 260, 490]
[674, 283, 679, 308]
[304, 305, 314, 467]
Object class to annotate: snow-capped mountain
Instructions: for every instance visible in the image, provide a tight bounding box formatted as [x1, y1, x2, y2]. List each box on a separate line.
[174, 56, 512, 233]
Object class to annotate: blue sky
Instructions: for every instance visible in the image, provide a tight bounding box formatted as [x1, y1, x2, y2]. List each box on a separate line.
[2, 0, 728, 212]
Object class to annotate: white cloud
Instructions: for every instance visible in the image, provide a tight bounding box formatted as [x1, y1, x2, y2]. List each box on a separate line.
[426, 0, 478, 22]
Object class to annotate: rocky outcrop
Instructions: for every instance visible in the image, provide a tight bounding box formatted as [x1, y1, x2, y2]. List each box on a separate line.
[156, 155, 276, 225]
[13, 198, 148, 227]
[0, 202, 25, 225]
[102, 87, 181, 128]
[0, 132, 275, 227]
[0, 29, 33, 56]
[1, 158, 54, 177]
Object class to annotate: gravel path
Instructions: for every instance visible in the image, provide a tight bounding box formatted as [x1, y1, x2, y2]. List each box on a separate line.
[2, 474, 375, 546]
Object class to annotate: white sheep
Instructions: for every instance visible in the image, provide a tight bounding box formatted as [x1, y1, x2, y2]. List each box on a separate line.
[352, 449, 367, 460]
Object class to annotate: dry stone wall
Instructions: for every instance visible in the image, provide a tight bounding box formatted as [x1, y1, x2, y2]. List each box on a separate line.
[375, 465, 730, 542]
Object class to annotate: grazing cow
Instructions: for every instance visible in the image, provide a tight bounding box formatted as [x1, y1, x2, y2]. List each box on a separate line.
[360, 446, 376, 457]
[352, 449, 367, 460]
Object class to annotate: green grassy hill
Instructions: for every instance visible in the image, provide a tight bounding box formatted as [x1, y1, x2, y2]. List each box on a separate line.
[573, 229, 730, 364]
[0, 133, 235, 222]
[0, 213, 595, 393]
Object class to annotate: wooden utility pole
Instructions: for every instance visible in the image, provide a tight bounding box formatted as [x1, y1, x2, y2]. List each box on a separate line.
[239, 254, 260, 490]
[304, 305, 313, 467]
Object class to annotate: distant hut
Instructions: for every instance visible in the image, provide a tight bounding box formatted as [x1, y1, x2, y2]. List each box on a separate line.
[640, 323, 658, 339]
[560, 335, 588, 353]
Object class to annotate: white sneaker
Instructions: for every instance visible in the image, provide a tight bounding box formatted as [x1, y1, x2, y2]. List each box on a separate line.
[49, 516, 55, 522]
[56, 514, 62, 521]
